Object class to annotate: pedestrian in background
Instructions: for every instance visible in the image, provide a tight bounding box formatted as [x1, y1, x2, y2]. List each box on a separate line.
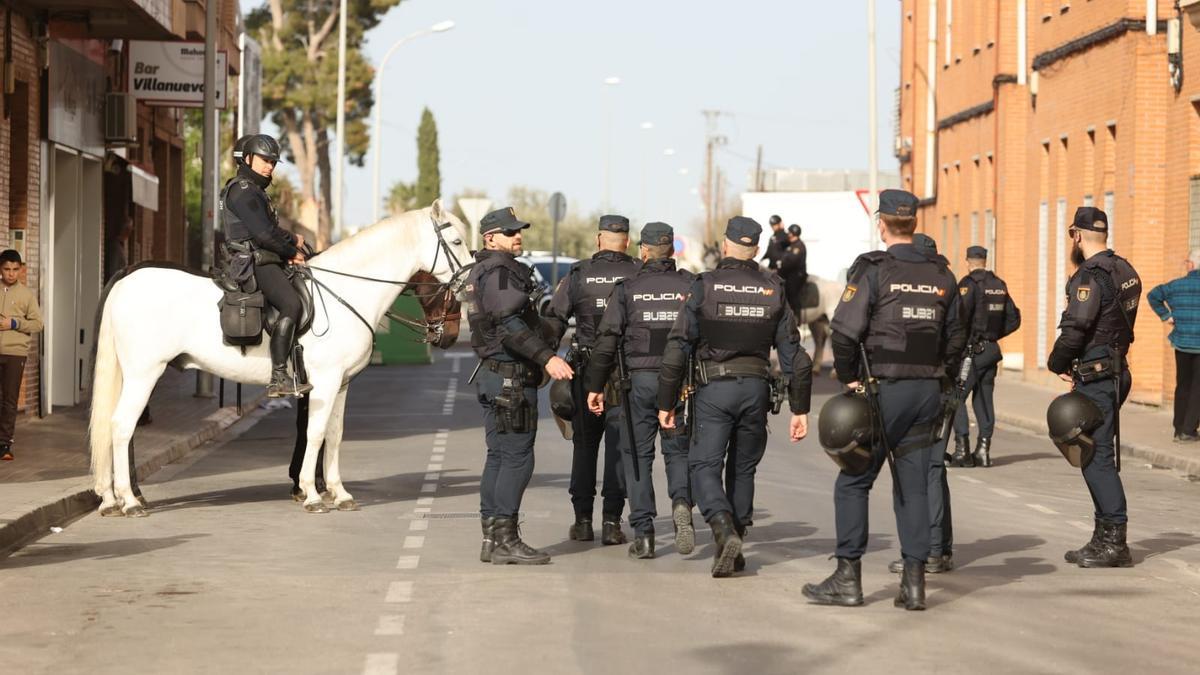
[0, 249, 43, 461]
[1147, 249, 1200, 442]
[761, 215, 787, 270]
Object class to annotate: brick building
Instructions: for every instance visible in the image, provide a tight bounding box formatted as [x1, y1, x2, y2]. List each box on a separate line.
[897, 0, 1190, 404]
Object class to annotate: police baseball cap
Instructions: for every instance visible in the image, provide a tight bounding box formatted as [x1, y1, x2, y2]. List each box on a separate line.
[966, 245, 988, 259]
[480, 207, 530, 235]
[726, 216, 762, 246]
[913, 233, 938, 254]
[598, 215, 630, 233]
[878, 189, 919, 217]
[1071, 207, 1108, 233]
[640, 222, 673, 246]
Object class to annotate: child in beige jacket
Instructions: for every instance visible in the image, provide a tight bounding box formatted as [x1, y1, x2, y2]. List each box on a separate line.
[0, 249, 43, 460]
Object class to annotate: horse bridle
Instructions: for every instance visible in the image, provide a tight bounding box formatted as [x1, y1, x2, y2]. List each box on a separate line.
[304, 214, 473, 343]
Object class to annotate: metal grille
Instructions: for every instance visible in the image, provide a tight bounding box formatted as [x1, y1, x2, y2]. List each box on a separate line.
[1188, 179, 1200, 251]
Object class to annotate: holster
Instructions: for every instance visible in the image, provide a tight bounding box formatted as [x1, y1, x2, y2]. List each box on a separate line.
[1072, 356, 1115, 383]
[484, 359, 537, 434]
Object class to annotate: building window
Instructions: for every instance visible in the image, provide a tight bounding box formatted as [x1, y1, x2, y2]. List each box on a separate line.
[1055, 198, 1068, 331]
[970, 211, 980, 247]
[1105, 191, 1116, 247]
[985, 209, 995, 270]
[1037, 201, 1049, 369]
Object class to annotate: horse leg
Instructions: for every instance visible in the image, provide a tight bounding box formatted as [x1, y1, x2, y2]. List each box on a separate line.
[297, 381, 339, 514]
[810, 317, 829, 374]
[290, 395, 327, 503]
[111, 366, 165, 517]
[323, 388, 358, 511]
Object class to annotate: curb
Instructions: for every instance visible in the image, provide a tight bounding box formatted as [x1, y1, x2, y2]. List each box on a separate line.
[0, 395, 267, 557]
[995, 411, 1200, 479]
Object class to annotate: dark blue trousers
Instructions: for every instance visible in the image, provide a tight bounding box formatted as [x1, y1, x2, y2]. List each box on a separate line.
[623, 371, 691, 535]
[689, 377, 769, 530]
[1076, 370, 1131, 524]
[476, 368, 538, 519]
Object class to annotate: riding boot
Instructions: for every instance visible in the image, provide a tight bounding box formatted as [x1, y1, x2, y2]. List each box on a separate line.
[567, 515, 594, 542]
[601, 516, 628, 546]
[973, 436, 992, 468]
[479, 516, 497, 563]
[895, 558, 927, 610]
[949, 435, 973, 467]
[801, 557, 864, 606]
[672, 498, 695, 555]
[1064, 519, 1103, 564]
[708, 511, 742, 578]
[490, 517, 550, 565]
[1077, 520, 1134, 568]
[267, 317, 312, 398]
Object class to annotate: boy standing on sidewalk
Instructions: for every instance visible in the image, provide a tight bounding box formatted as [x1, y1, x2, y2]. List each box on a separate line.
[0, 249, 43, 461]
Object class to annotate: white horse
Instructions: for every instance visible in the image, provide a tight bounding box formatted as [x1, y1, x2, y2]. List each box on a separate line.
[89, 200, 471, 516]
[794, 274, 844, 373]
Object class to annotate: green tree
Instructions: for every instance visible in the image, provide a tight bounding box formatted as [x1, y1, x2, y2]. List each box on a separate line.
[246, 0, 402, 247]
[386, 180, 420, 215]
[503, 186, 610, 259]
[415, 107, 440, 205]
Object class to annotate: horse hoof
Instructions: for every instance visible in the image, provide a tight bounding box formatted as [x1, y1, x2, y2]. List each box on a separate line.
[320, 491, 334, 503]
[336, 499, 360, 512]
[303, 501, 329, 514]
[290, 486, 305, 503]
[99, 504, 124, 517]
[136, 496, 150, 508]
[124, 504, 149, 518]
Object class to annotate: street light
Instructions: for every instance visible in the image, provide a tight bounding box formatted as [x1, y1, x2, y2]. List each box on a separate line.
[369, 20, 456, 224]
[639, 121, 653, 221]
[602, 76, 621, 211]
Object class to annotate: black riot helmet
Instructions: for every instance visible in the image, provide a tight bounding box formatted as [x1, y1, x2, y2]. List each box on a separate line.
[243, 134, 282, 164]
[232, 135, 254, 166]
[787, 224, 802, 238]
[549, 378, 575, 441]
[818, 392, 875, 475]
[1046, 391, 1104, 468]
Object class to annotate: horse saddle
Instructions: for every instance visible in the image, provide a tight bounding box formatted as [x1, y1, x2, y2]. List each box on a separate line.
[799, 281, 820, 309]
[213, 264, 314, 347]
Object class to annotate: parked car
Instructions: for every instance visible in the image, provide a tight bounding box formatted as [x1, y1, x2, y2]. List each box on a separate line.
[517, 253, 578, 316]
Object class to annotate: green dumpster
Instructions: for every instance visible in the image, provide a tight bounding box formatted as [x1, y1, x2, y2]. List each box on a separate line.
[373, 295, 432, 365]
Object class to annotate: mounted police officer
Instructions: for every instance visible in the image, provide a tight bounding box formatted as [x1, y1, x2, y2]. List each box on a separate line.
[656, 216, 812, 578]
[220, 133, 311, 398]
[1048, 207, 1140, 568]
[546, 215, 641, 545]
[949, 246, 1021, 468]
[779, 224, 808, 315]
[465, 207, 574, 566]
[803, 189, 965, 610]
[582, 222, 695, 560]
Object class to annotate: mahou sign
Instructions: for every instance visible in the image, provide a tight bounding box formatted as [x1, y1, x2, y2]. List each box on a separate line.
[128, 41, 227, 108]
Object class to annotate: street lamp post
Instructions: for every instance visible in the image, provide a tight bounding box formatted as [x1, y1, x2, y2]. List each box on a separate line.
[370, 20, 456, 224]
[639, 121, 653, 222]
[602, 76, 620, 211]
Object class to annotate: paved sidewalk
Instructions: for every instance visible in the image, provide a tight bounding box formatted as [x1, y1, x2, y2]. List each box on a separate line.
[0, 369, 264, 554]
[987, 371, 1200, 478]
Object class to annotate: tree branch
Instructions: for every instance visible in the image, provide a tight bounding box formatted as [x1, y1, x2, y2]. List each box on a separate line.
[309, 10, 338, 62]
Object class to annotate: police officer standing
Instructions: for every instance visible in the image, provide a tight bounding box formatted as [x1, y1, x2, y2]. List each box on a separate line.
[220, 134, 311, 398]
[1049, 207, 1139, 568]
[465, 207, 574, 565]
[546, 215, 641, 545]
[582, 222, 695, 559]
[803, 190, 964, 610]
[656, 216, 813, 578]
[778, 224, 808, 315]
[949, 246, 1021, 468]
[761, 215, 788, 270]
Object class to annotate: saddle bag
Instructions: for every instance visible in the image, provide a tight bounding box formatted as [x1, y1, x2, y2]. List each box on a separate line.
[219, 290, 266, 346]
[799, 281, 820, 309]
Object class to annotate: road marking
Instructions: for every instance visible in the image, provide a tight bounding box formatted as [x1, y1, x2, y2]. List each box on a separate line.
[375, 615, 406, 636]
[409, 519, 429, 531]
[396, 555, 420, 570]
[427, 463, 443, 471]
[385, 581, 414, 603]
[989, 487, 1019, 498]
[451, 358, 462, 374]
[1069, 520, 1093, 531]
[430, 454, 445, 462]
[403, 536, 425, 549]
[414, 507, 431, 514]
[1027, 503, 1058, 515]
[957, 475, 983, 484]
[417, 497, 434, 506]
[423, 472, 441, 481]
[420, 483, 437, 493]
[363, 653, 398, 675]
[433, 440, 448, 448]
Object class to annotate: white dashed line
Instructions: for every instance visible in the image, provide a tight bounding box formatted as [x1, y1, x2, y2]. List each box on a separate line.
[451, 358, 462, 374]
[420, 483, 437, 493]
[427, 463, 443, 471]
[417, 497, 434, 506]
[956, 475, 983, 484]
[375, 615, 407, 636]
[386, 581, 414, 603]
[1026, 503, 1059, 515]
[363, 653, 399, 675]
[1069, 520, 1094, 531]
[413, 507, 431, 514]
[409, 519, 429, 531]
[396, 555, 420, 570]
[989, 487, 1019, 498]
[430, 454, 445, 463]
[403, 536, 425, 549]
[423, 472, 441, 481]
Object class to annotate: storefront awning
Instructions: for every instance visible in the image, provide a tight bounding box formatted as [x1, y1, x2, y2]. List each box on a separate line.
[129, 164, 159, 212]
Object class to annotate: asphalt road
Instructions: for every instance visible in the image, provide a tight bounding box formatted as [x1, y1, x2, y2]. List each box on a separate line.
[2, 352, 1198, 674]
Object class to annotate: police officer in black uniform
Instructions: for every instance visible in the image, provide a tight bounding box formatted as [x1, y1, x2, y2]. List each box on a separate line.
[949, 246, 1021, 468]
[762, 215, 787, 270]
[220, 133, 312, 398]
[656, 216, 813, 578]
[1049, 207, 1139, 568]
[545, 215, 641, 545]
[465, 207, 574, 566]
[582, 222, 695, 560]
[803, 190, 965, 610]
[778, 225, 809, 316]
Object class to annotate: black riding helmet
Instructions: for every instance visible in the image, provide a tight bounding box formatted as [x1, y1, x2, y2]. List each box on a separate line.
[243, 134, 282, 164]
[787, 224, 802, 237]
[232, 135, 253, 166]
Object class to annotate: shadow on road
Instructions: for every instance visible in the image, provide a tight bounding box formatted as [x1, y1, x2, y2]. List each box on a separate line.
[0, 534, 207, 570]
[1134, 531, 1200, 563]
[988, 450, 1059, 467]
[689, 640, 823, 674]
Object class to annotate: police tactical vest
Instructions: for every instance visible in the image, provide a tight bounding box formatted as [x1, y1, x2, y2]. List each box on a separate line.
[865, 254, 957, 378]
[570, 252, 639, 347]
[220, 178, 278, 242]
[1080, 251, 1140, 354]
[966, 269, 1011, 341]
[465, 251, 540, 359]
[696, 263, 786, 364]
[621, 260, 694, 370]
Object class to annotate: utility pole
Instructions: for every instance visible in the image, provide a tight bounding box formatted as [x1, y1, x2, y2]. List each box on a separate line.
[333, 0, 348, 241]
[196, 0, 218, 398]
[701, 110, 727, 245]
[867, 0, 880, 248]
[754, 144, 764, 192]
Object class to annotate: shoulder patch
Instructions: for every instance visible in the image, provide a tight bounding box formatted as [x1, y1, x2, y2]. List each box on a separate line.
[1077, 286, 1091, 302]
[960, 287, 969, 296]
[842, 284, 858, 303]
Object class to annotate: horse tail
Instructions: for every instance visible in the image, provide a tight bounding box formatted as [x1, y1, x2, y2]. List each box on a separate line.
[88, 270, 128, 495]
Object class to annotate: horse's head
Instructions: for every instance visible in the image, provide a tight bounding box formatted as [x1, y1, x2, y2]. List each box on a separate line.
[424, 199, 474, 294]
[404, 269, 461, 349]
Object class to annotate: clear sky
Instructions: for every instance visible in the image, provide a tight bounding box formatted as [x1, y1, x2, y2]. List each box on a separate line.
[326, 0, 901, 234]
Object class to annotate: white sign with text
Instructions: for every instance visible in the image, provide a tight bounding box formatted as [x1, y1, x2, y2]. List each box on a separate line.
[128, 41, 227, 108]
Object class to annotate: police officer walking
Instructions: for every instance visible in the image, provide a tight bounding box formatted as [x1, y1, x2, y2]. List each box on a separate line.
[803, 190, 964, 610]
[220, 134, 311, 398]
[1048, 207, 1140, 568]
[778, 225, 808, 316]
[582, 222, 695, 559]
[546, 215, 641, 545]
[656, 216, 813, 578]
[465, 207, 574, 565]
[949, 246, 1021, 468]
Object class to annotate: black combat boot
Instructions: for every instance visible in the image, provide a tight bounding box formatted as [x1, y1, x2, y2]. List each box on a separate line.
[567, 515, 594, 542]
[708, 512, 743, 578]
[479, 516, 497, 563]
[267, 317, 312, 398]
[491, 517, 550, 565]
[888, 553, 953, 574]
[895, 558, 927, 610]
[628, 533, 655, 559]
[672, 498, 695, 555]
[601, 516, 628, 546]
[734, 525, 749, 573]
[1064, 520, 1103, 564]
[949, 435, 974, 467]
[1077, 520, 1133, 568]
[802, 557, 864, 606]
[973, 436, 993, 468]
